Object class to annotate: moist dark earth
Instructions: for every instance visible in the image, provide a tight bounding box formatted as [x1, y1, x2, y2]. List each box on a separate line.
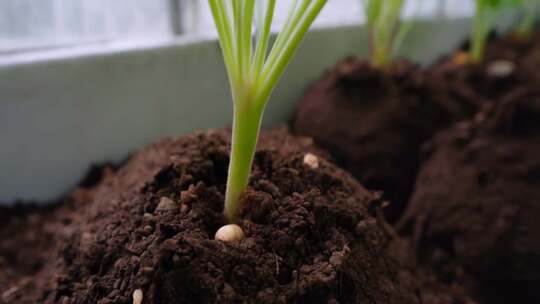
[292, 33, 540, 303]
[292, 59, 477, 223]
[292, 34, 540, 225]
[399, 89, 540, 304]
[0, 128, 469, 304]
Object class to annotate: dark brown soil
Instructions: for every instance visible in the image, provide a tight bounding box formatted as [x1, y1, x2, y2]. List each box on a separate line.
[429, 33, 540, 109]
[292, 34, 540, 226]
[483, 32, 540, 86]
[0, 127, 469, 304]
[484, 33, 537, 61]
[399, 89, 540, 304]
[425, 59, 503, 113]
[292, 59, 475, 222]
[0, 202, 65, 302]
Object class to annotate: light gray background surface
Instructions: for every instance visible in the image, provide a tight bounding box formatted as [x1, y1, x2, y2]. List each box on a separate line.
[0, 11, 523, 203]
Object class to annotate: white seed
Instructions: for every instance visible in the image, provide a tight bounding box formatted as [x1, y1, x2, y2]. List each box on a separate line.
[133, 289, 143, 304]
[215, 224, 245, 242]
[303, 153, 319, 169]
[487, 59, 515, 78]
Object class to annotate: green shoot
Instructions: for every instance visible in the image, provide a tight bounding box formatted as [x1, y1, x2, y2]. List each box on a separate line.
[363, 0, 407, 67]
[209, 0, 327, 222]
[471, 0, 523, 63]
[516, 0, 539, 38]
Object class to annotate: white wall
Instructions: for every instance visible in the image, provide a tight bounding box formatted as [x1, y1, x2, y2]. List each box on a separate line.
[0, 0, 528, 203]
[0, 0, 172, 53]
[0, 0, 479, 53]
[0, 18, 473, 203]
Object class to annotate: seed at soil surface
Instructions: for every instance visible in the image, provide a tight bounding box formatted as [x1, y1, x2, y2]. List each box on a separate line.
[487, 59, 515, 78]
[303, 153, 319, 169]
[215, 224, 245, 242]
[155, 197, 176, 212]
[133, 289, 143, 304]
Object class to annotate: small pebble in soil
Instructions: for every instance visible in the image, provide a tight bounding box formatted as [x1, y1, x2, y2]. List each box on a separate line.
[303, 153, 319, 169]
[215, 224, 245, 242]
[132, 289, 143, 304]
[155, 197, 176, 212]
[487, 59, 515, 78]
[143, 213, 154, 222]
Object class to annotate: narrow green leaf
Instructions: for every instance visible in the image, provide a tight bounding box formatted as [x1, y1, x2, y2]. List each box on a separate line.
[252, 0, 276, 82]
[365, 0, 407, 67]
[209, 0, 327, 222]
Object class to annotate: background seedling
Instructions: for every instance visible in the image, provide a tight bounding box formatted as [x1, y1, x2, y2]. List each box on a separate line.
[471, 0, 524, 63]
[516, 0, 539, 38]
[209, 0, 327, 222]
[363, 0, 416, 67]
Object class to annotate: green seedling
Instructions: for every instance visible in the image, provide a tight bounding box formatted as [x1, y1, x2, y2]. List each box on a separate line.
[363, 0, 412, 67]
[516, 0, 539, 38]
[471, 0, 523, 63]
[209, 0, 327, 222]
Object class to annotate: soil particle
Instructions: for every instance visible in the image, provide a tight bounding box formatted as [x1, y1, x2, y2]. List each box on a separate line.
[0, 127, 469, 303]
[399, 89, 540, 303]
[155, 197, 176, 212]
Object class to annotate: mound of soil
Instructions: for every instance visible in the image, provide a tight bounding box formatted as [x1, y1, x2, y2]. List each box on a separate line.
[0, 128, 468, 303]
[520, 36, 540, 85]
[292, 59, 474, 222]
[484, 33, 537, 62]
[399, 89, 540, 303]
[429, 33, 540, 110]
[484, 33, 540, 85]
[0, 203, 65, 302]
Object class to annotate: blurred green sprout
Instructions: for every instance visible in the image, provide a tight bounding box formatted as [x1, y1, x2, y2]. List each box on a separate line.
[516, 0, 539, 37]
[364, 0, 414, 67]
[471, 0, 524, 62]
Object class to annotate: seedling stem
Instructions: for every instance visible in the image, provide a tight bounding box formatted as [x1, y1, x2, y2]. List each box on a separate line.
[471, 0, 525, 63]
[364, 0, 408, 67]
[209, 0, 327, 222]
